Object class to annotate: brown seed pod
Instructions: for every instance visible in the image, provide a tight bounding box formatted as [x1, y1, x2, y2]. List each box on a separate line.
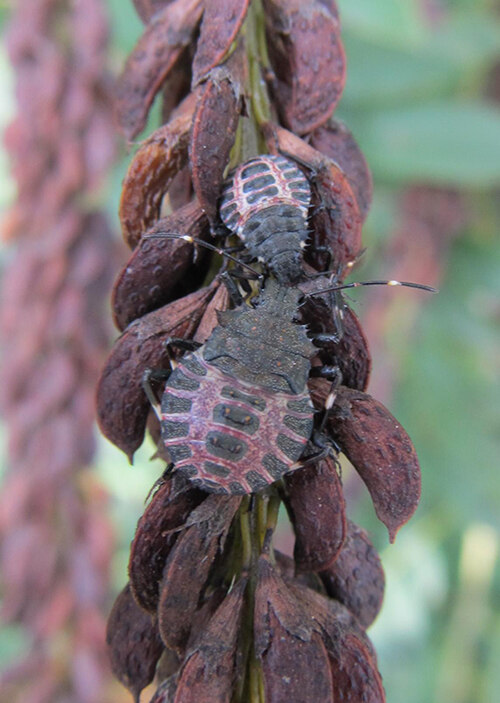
[320, 520, 385, 629]
[115, 0, 203, 139]
[173, 577, 248, 703]
[264, 0, 345, 135]
[158, 495, 241, 653]
[283, 455, 346, 573]
[191, 0, 250, 86]
[112, 201, 210, 331]
[309, 379, 421, 542]
[189, 48, 244, 222]
[264, 123, 362, 274]
[129, 476, 207, 613]
[274, 550, 325, 593]
[119, 91, 199, 249]
[106, 583, 164, 702]
[133, 0, 172, 24]
[299, 289, 371, 391]
[329, 632, 386, 703]
[254, 556, 334, 703]
[149, 675, 179, 703]
[96, 284, 217, 460]
[310, 119, 373, 221]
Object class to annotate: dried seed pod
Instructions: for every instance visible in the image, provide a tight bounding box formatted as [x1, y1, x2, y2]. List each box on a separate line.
[189, 49, 244, 222]
[264, 0, 345, 135]
[274, 550, 325, 593]
[112, 201, 210, 330]
[320, 520, 385, 628]
[149, 675, 178, 703]
[133, 0, 172, 24]
[191, 0, 250, 86]
[120, 91, 199, 249]
[328, 632, 386, 703]
[309, 379, 421, 542]
[116, 0, 203, 139]
[158, 495, 241, 653]
[283, 455, 346, 572]
[106, 583, 164, 702]
[97, 284, 217, 460]
[310, 119, 373, 221]
[173, 577, 247, 703]
[264, 123, 362, 274]
[254, 556, 334, 703]
[299, 291, 371, 391]
[129, 476, 206, 613]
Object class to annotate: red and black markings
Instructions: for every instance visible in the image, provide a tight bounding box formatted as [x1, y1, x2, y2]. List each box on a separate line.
[160, 282, 316, 494]
[219, 155, 311, 284]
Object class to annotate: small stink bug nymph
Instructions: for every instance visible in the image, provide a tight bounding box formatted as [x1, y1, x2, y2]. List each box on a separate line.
[219, 155, 311, 284]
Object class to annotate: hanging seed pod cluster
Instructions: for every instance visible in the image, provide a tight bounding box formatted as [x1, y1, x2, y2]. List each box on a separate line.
[100, 1, 426, 700]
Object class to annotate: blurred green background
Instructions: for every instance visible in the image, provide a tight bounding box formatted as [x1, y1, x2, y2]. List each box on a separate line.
[1, 0, 499, 701]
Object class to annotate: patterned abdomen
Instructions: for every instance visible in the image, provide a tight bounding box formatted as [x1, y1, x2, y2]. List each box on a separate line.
[219, 155, 311, 283]
[161, 351, 314, 494]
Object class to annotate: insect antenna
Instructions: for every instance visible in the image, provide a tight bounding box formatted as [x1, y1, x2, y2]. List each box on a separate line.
[308, 279, 438, 297]
[143, 232, 264, 282]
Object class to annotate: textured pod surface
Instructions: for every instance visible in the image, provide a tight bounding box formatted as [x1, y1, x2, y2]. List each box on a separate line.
[97, 285, 217, 459]
[265, 124, 362, 274]
[133, 0, 172, 23]
[329, 632, 386, 703]
[120, 92, 198, 248]
[310, 119, 373, 221]
[116, 0, 203, 139]
[191, 0, 250, 85]
[264, 0, 345, 134]
[189, 66, 242, 222]
[321, 520, 385, 628]
[173, 578, 247, 703]
[158, 495, 241, 653]
[254, 556, 334, 703]
[300, 290, 371, 391]
[310, 380, 421, 542]
[284, 455, 346, 572]
[106, 583, 164, 700]
[129, 477, 206, 613]
[112, 202, 210, 330]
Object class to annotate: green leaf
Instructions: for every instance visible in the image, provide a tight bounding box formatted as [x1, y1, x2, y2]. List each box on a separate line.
[357, 103, 500, 187]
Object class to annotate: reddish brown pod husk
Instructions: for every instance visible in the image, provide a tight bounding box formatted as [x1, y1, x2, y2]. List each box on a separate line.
[310, 119, 373, 221]
[254, 556, 334, 703]
[158, 495, 242, 653]
[116, 0, 203, 139]
[129, 476, 206, 613]
[329, 632, 386, 703]
[310, 379, 421, 542]
[133, 0, 172, 24]
[191, 0, 250, 85]
[283, 455, 346, 572]
[106, 583, 164, 702]
[265, 124, 362, 274]
[189, 46, 245, 222]
[96, 284, 218, 459]
[112, 201, 210, 330]
[119, 91, 199, 248]
[320, 520, 385, 628]
[172, 577, 248, 703]
[299, 289, 372, 391]
[264, 0, 345, 135]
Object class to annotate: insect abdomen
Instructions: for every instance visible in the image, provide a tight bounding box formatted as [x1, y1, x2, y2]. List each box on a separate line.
[219, 155, 311, 283]
[161, 351, 314, 494]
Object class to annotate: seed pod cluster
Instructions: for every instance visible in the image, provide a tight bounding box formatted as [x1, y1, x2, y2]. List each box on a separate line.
[102, 1, 427, 700]
[0, 1, 118, 701]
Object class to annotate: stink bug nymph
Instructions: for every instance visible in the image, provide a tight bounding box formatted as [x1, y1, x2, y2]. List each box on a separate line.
[157, 281, 316, 494]
[219, 154, 311, 284]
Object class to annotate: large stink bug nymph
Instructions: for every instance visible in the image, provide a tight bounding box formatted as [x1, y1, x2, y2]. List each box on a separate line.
[157, 280, 317, 494]
[219, 154, 311, 284]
